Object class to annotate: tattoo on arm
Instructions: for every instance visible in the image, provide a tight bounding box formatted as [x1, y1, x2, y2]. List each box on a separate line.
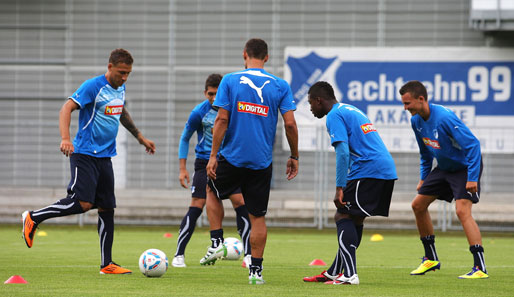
[120, 107, 141, 139]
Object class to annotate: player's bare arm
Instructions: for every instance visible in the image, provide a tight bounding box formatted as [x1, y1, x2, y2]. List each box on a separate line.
[282, 110, 299, 180]
[207, 107, 230, 180]
[120, 107, 156, 154]
[59, 99, 80, 157]
[179, 158, 190, 188]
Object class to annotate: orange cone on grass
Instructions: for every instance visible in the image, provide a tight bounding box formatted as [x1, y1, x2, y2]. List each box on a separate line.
[4, 275, 28, 284]
[309, 259, 327, 266]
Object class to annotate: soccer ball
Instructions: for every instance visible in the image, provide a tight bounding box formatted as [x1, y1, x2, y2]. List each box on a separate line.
[223, 237, 244, 260]
[139, 249, 168, 277]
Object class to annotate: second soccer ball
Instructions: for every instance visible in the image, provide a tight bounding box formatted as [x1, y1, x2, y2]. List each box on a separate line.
[223, 237, 244, 260]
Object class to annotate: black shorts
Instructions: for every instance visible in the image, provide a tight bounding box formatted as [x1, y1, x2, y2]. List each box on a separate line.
[208, 156, 272, 217]
[337, 178, 395, 217]
[191, 158, 208, 199]
[191, 158, 241, 199]
[418, 162, 483, 204]
[67, 153, 116, 209]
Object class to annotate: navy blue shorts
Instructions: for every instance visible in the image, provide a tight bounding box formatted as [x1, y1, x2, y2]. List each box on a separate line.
[418, 162, 483, 204]
[192, 158, 241, 199]
[191, 158, 208, 199]
[67, 153, 116, 209]
[337, 178, 395, 217]
[208, 155, 271, 217]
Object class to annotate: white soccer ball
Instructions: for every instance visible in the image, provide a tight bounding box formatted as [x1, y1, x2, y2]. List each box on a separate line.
[223, 237, 244, 260]
[139, 249, 168, 277]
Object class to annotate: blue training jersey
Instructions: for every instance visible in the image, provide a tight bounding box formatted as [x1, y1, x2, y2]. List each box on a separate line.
[326, 103, 397, 183]
[214, 68, 296, 170]
[411, 103, 481, 182]
[69, 75, 125, 158]
[178, 100, 217, 160]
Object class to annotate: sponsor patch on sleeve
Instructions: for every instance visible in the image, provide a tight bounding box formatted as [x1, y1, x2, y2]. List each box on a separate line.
[360, 123, 377, 134]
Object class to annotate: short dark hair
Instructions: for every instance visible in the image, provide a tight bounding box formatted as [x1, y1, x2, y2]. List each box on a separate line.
[244, 38, 268, 60]
[399, 80, 427, 101]
[109, 48, 133, 65]
[205, 73, 222, 91]
[308, 81, 336, 101]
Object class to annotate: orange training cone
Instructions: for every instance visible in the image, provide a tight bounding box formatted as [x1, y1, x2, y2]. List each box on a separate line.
[309, 259, 327, 266]
[4, 275, 28, 284]
[163, 233, 172, 238]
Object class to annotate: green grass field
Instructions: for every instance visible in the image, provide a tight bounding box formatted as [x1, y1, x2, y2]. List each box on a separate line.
[1, 224, 513, 297]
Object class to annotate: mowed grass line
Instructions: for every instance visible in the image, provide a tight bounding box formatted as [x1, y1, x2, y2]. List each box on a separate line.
[0, 224, 513, 297]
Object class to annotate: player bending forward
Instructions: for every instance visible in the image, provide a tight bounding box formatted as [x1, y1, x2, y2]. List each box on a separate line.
[303, 81, 397, 285]
[400, 80, 488, 279]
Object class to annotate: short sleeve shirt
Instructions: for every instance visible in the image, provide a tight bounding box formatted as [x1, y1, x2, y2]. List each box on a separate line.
[326, 103, 397, 180]
[214, 68, 296, 169]
[69, 75, 125, 157]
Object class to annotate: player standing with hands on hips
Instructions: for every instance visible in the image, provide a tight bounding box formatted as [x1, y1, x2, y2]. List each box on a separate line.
[303, 81, 397, 285]
[206, 38, 299, 285]
[22, 48, 155, 274]
[400, 80, 488, 279]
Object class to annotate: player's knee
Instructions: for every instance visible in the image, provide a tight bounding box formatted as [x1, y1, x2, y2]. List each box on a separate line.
[411, 198, 427, 214]
[455, 199, 473, 221]
[232, 200, 244, 208]
[334, 211, 349, 222]
[455, 205, 471, 221]
[79, 201, 93, 212]
[229, 194, 245, 208]
[191, 198, 206, 208]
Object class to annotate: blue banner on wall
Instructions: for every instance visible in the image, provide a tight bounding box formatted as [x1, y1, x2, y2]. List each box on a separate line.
[284, 47, 514, 153]
[335, 61, 513, 116]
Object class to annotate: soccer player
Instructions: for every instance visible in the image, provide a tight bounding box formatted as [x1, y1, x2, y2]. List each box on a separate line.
[174, 73, 251, 268]
[400, 80, 488, 279]
[205, 38, 299, 285]
[303, 81, 397, 285]
[21, 48, 155, 274]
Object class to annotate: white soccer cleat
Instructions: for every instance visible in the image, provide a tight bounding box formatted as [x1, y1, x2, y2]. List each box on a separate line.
[249, 267, 265, 285]
[241, 255, 251, 268]
[172, 255, 186, 268]
[328, 274, 360, 285]
[199, 245, 227, 266]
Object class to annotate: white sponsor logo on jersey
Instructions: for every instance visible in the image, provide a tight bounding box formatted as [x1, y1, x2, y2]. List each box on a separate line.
[240, 76, 270, 103]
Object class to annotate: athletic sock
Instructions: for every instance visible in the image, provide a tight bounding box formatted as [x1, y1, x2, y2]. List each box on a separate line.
[327, 221, 346, 276]
[234, 205, 252, 256]
[327, 251, 344, 277]
[355, 224, 364, 247]
[470, 244, 487, 273]
[421, 235, 438, 261]
[249, 257, 263, 275]
[98, 210, 114, 268]
[210, 229, 224, 248]
[30, 197, 85, 224]
[175, 207, 203, 256]
[336, 218, 358, 277]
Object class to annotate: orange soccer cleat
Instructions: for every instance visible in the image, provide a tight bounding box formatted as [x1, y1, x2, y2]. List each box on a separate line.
[100, 262, 132, 274]
[22, 211, 37, 248]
